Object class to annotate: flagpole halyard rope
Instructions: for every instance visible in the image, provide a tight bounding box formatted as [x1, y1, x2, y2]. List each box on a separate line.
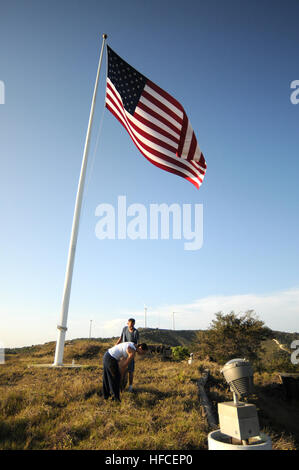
[81, 46, 108, 215]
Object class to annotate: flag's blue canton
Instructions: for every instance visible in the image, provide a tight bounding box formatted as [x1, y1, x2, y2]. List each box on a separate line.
[107, 46, 147, 115]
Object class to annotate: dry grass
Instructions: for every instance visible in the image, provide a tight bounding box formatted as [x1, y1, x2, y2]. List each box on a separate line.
[0, 345, 208, 450]
[0, 341, 298, 450]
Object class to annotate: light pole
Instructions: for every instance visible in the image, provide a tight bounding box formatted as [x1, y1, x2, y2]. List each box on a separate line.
[172, 312, 188, 330]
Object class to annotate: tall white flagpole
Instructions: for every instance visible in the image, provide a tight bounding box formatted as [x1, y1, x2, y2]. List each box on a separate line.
[53, 34, 107, 366]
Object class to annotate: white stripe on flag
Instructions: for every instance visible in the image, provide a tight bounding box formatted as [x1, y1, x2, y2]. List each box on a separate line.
[144, 84, 184, 119]
[134, 106, 181, 140]
[139, 95, 182, 130]
[181, 122, 195, 159]
[127, 113, 179, 148]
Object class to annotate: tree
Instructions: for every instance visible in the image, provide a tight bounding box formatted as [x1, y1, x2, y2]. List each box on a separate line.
[198, 310, 271, 365]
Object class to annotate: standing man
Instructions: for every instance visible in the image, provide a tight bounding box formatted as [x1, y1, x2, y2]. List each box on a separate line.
[102, 342, 148, 402]
[115, 318, 139, 392]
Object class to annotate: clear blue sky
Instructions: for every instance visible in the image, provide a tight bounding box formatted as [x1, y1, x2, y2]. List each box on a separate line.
[1, 0, 299, 347]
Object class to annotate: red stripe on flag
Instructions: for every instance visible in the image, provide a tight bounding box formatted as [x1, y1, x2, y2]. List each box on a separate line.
[142, 89, 183, 126]
[137, 101, 181, 136]
[187, 132, 197, 161]
[190, 160, 206, 176]
[199, 152, 207, 170]
[133, 111, 179, 145]
[147, 80, 184, 113]
[107, 81, 124, 110]
[177, 112, 188, 157]
[126, 115, 178, 154]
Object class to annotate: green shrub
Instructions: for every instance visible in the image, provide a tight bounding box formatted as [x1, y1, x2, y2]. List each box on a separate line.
[171, 346, 190, 361]
[197, 311, 271, 365]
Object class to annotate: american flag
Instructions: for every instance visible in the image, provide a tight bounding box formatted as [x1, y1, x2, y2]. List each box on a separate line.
[105, 46, 207, 189]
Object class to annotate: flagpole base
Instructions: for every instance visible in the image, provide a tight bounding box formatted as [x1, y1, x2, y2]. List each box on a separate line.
[53, 326, 68, 366]
[27, 364, 99, 369]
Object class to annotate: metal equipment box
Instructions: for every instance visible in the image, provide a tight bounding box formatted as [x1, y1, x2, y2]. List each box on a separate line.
[218, 402, 260, 441]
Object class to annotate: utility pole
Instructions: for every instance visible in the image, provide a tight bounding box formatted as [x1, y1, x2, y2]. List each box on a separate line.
[144, 306, 147, 328]
[89, 319, 92, 339]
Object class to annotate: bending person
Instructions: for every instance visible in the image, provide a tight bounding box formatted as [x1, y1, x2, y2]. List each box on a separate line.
[102, 342, 148, 402]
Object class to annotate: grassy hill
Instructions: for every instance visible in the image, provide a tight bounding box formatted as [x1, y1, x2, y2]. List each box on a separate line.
[6, 327, 297, 355]
[6, 327, 298, 375]
[137, 328, 200, 347]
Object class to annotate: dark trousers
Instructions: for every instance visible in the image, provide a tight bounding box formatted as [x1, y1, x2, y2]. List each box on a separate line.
[103, 352, 121, 401]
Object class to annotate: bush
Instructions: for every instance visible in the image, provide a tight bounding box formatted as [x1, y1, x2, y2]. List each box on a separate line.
[171, 346, 190, 361]
[197, 310, 271, 365]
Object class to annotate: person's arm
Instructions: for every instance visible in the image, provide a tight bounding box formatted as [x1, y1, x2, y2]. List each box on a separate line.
[115, 328, 124, 345]
[119, 346, 136, 377]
